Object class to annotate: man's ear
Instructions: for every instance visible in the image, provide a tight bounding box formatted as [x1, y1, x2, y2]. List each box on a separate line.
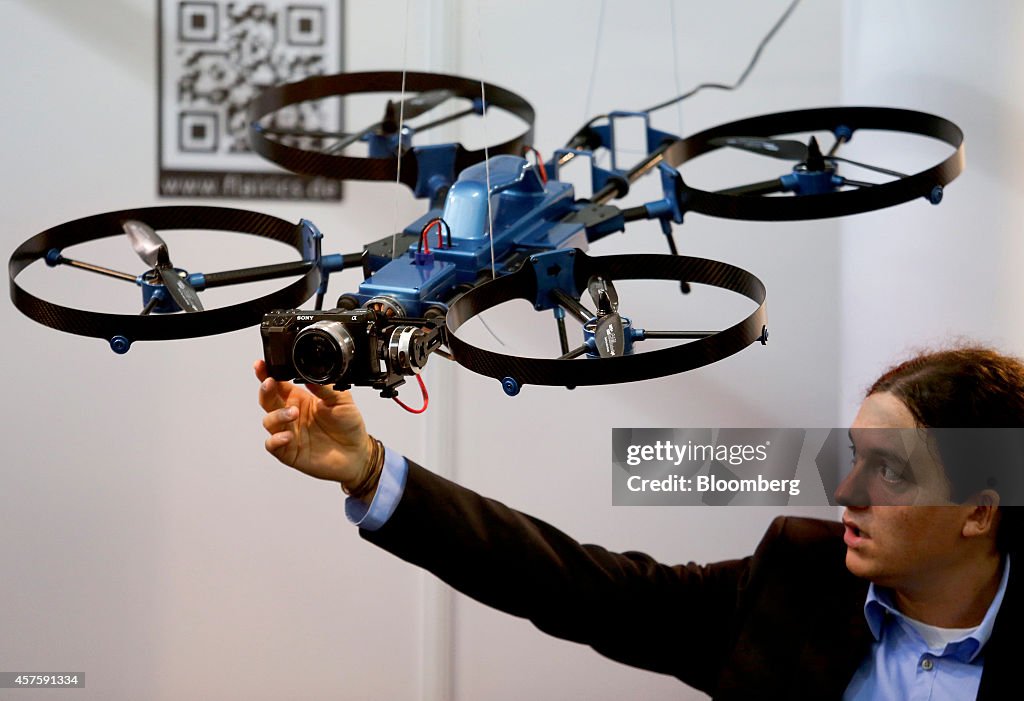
[962, 490, 1001, 539]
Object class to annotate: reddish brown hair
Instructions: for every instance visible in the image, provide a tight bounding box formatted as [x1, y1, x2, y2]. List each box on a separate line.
[868, 345, 1024, 553]
[869, 346, 1024, 428]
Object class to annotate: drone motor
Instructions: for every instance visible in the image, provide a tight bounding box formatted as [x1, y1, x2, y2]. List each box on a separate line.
[365, 295, 406, 319]
[388, 326, 432, 376]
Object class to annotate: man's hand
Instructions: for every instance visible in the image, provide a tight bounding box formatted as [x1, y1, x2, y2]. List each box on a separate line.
[254, 359, 374, 490]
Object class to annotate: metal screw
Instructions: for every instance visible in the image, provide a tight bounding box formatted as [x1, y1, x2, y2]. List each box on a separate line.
[109, 336, 132, 354]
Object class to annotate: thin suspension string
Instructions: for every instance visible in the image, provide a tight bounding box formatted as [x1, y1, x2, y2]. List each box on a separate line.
[583, 0, 607, 123]
[668, 0, 684, 136]
[475, 1, 496, 279]
[389, 1, 425, 411]
[390, 0, 412, 260]
[481, 78, 495, 279]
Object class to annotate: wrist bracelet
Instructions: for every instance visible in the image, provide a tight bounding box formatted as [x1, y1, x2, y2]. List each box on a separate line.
[343, 436, 384, 501]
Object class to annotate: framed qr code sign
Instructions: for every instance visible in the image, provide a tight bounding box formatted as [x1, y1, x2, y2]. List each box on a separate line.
[158, 0, 344, 200]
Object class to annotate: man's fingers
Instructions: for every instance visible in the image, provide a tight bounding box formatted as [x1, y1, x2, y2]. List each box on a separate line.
[265, 431, 293, 454]
[262, 406, 298, 434]
[260, 377, 300, 412]
[304, 382, 349, 406]
[258, 377, 286, 412]
[256, 360, 297, 406]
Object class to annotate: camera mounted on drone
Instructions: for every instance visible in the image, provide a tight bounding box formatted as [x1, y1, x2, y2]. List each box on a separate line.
[261, 306, 443, 397]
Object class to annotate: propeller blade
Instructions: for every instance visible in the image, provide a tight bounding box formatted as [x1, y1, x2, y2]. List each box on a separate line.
[123, 219, 170, 269]
[384, 89, 456, 127]
[323, 124, 379, 154]
[325, 90, 457, 154]
[710, 136, 809, 161]
[157, 267, 204, 313]
[407, 106, 477, 135]
[593, 312, 625, 358]
[124, 218, 202, 312]
[587, 276, 619, 313]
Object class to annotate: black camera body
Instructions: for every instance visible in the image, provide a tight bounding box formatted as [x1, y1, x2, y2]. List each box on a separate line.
[261, 308, 443, 397]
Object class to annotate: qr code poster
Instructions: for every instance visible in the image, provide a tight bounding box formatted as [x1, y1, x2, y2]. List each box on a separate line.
[158, 0, 344, 200]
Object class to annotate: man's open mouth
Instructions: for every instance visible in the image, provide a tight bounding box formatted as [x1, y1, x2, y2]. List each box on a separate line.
[843, 519, 868, 546]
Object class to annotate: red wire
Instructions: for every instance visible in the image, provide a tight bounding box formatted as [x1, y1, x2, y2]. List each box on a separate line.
[524, 146, 548, 184]
[419, 222, 431, 254]
[419, 218, 447, 251]
[392, 374, 429, 414]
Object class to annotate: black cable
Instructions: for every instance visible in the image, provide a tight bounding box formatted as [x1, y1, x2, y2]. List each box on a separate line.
[437, 217, 452, 248]
[643, 0, 802, 114]
[564, 114, 608, 149]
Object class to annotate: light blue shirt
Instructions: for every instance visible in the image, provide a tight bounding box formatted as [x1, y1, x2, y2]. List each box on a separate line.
[346, 452, 1011, 699]
[344, 447, 408, 531]
[844, 556, 1010, 701]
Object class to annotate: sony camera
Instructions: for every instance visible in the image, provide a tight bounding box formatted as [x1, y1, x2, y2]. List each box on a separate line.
[261, 307, 444, 396]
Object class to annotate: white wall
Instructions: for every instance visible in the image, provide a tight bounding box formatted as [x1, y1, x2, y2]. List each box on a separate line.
[839, 0, 1024, 423]
[2, 2, 431, 700]
[2, 1, 1000, 700]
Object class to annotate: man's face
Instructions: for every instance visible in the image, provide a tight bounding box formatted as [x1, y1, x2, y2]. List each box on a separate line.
[836, 392, 975, 590]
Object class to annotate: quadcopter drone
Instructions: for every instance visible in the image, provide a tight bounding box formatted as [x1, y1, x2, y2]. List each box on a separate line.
[9, 69, 964, 405]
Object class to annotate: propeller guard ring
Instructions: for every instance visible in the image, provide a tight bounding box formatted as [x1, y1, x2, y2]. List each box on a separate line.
[666, 106, 964, 221]
[445, 250, 767, 388]
[9, 206, 321, 346]
[248, 71, 536, 189]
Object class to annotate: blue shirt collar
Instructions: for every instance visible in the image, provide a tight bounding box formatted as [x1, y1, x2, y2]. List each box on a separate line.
[863, 554, 1010, 663]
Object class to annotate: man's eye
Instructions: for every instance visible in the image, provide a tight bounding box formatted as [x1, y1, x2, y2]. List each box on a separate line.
[878, 463, 905, 484]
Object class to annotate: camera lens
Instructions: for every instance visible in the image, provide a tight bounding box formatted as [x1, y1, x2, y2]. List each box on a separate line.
[292, 321, 355, 384]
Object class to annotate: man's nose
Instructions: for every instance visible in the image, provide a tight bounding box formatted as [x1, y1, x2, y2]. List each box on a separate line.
[834, 465, 870, 507]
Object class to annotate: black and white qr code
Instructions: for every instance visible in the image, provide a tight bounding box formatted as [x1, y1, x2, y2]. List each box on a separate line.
[158, 0, 343, 200]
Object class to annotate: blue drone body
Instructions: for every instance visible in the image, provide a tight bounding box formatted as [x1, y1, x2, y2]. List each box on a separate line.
[351, 155, 584, 318]
[10, 72, 963, 400]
